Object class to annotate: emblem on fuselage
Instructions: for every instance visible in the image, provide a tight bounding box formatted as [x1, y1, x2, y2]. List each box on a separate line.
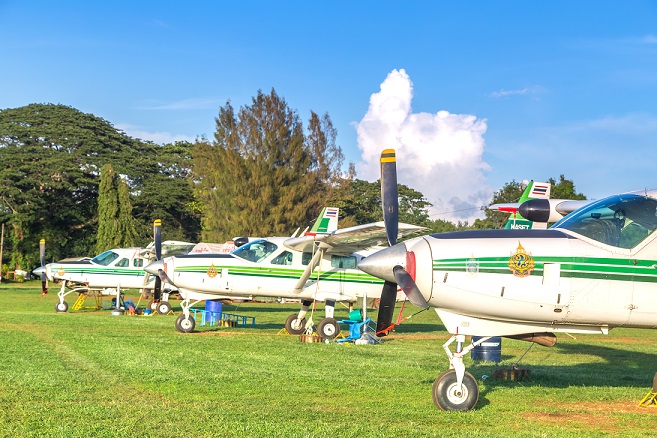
[57, 267, 65, 276]
[466, 256, 479, 275]
[508, 242, 535, 278]
[206, 263, 218, 278]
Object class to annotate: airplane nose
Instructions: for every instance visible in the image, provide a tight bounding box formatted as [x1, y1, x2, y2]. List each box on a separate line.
[145, 260, 164, 275]
[32, 266, 45, 276]
[358, 242, 408, 283]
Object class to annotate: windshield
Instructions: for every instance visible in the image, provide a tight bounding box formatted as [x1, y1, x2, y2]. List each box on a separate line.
[92, 250, 120, 266]
[232, 239, 279, 263]
[553, 194, 657, 248]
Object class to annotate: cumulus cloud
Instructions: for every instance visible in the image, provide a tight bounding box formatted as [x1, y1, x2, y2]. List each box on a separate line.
[356, 69, 493, 223]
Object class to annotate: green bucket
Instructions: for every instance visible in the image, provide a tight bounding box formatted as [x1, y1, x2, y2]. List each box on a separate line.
[348, 309, 362, 321]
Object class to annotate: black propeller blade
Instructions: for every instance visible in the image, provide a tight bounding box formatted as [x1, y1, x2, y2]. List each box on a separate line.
[393, 265, 429, 309]
[153, 219, 162, 302]
[376, 280, 399, 335]
[376, 149, 401, 336]
[381, 149, 399, 247]
[39, 238, 48, 296]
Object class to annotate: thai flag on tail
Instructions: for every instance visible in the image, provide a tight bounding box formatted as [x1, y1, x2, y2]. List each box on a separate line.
[325, 208, 339, 217]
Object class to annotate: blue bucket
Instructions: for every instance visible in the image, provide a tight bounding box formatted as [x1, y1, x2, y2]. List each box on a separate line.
[471, 336, 502, 363]
[206, 300, 223, 314]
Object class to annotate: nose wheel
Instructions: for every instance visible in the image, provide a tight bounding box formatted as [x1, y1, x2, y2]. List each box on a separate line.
[432, 369, 479, 411]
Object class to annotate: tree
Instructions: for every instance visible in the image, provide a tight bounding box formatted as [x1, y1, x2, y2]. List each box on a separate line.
[194, 89, 348, 241]
[336, 179, 431, 227]
[0, 104, 200, 269]
[549, 175, 586, 200]
[96, 164, 137, 253]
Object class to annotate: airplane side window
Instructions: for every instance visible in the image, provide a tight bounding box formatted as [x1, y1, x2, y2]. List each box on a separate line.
[302, 252, 312, 265]
[134, 259, 144, 268]
[116, 258, 129, 268]
[91, 250, 120, 266]
[331, 255, 356, 269]
[271, 251, 293, 266]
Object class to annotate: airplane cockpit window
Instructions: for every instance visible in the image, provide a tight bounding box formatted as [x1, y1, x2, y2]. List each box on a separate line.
[271, 251, 293, 266]
[331, 255, 357, 269]
[302, 252, 313, 265]
[232, 240, 278, 263]
[134, 258, 144, 268]
[553, 194, 657, 249]
[116, 258, 129, 268]
[92, 250, 120, 266]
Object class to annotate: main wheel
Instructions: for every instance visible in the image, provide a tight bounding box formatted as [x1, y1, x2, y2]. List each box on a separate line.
[148, 300, 158, 311]
[157, 301, 172, 315]
[176, 314, 196, 333]
[432, 369, 479, 411]
[55, 301, 69, 312]
[317, 317, 340, 340]
[285, 314, 306, 335]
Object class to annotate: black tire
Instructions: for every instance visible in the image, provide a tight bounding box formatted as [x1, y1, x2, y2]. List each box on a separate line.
[317, 317, 340, 340]
[176, 314, 195, 333]
[432, 369, 479, 411]
[55, 301, 69, 313]
[285, 314, 306, 335]
[157, 301, 172, 315]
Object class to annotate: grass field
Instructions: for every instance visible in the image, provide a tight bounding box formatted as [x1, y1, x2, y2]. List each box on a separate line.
[1, 281, 656, 437]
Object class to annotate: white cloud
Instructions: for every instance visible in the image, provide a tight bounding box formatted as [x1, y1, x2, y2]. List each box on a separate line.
[488, 88, 529, 98]
[116, 124, 196, 145]
[356, 69, 493, 223]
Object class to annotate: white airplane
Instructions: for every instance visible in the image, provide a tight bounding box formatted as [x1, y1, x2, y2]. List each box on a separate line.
[358, 148, 657, 412]
[33, 220, 195, 314]
[145, 207, 427, 337]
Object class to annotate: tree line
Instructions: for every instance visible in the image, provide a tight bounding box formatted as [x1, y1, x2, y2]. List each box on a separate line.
[0, 94, 585, 273]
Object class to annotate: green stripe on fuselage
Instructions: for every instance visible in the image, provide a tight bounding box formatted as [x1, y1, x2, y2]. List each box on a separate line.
[434, 256, 657, 282]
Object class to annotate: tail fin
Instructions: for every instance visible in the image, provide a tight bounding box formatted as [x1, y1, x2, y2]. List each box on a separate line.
[309, 207, 339, 234]
[504, 181, 550, 230]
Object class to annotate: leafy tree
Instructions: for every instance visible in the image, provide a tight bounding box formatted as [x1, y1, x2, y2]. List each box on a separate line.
[0, 104, 200, 269]
[336, 179, 431, 227]
[549, 174, 586, 200]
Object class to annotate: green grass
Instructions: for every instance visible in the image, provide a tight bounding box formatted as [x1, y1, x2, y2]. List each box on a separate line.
[1, 281, 656, 437]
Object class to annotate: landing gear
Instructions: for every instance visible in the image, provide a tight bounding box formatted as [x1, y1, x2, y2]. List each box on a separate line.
[430, 334, 490, 411]
[432, 369, 479, 411]
[317, 317, 340, 339]
[157, 301, 172, 315]
[285, 314, 306, 335]
[55, 300, 68, 312]
[148, 300, 158, 311]
[176, 314, 195, 333]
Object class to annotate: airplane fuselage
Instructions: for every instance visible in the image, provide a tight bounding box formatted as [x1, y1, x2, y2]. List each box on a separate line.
[158, 236, 386, 303]
[391, 228, 657, 337]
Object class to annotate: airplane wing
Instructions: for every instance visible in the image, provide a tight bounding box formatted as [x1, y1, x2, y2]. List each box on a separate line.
[283, 221, 428, 254]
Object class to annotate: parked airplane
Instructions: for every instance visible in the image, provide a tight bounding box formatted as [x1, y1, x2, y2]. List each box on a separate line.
[33, 221, 195, 314]
[358, 148, 657, 411]
[145, 207, 427, 337]
[489, 180, 552, 230]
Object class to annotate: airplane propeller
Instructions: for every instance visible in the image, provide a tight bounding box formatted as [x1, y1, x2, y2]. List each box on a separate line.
[39, 238, 48, 297]
[153, 219, 163, 303]
[374, 149, 429, 336]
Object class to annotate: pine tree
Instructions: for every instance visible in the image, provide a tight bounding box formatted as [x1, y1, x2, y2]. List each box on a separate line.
[96, 164, 120, 253]
[194, 89, 347, 241]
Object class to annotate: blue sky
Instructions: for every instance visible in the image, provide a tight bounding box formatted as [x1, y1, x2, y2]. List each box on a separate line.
[2, 1, 657, 222]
